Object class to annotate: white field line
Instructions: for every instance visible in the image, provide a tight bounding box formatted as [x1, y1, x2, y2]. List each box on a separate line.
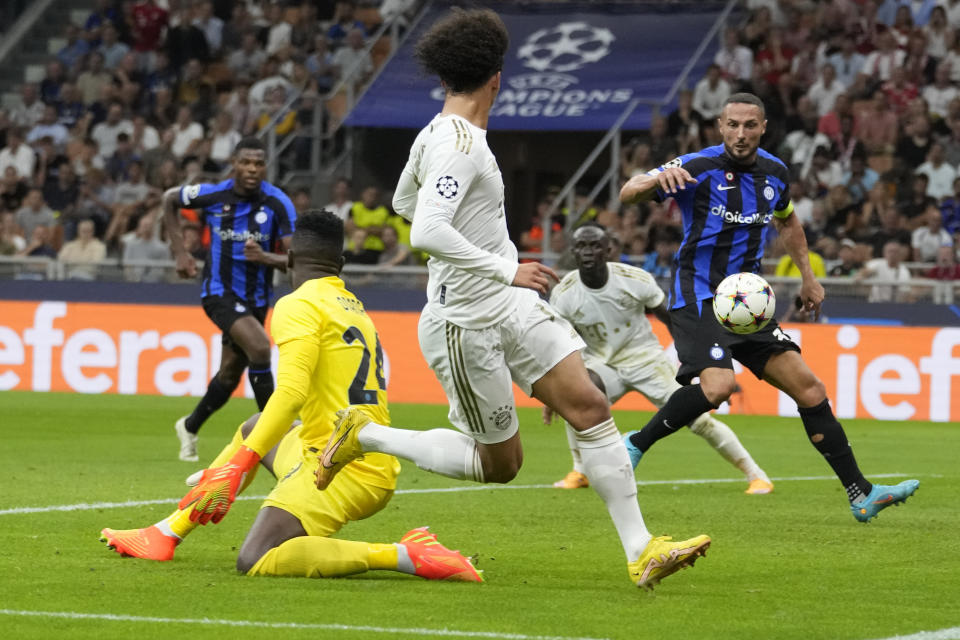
[870, 628, 960, 640]
[0, 473, 923, 517]
[0, 609, 609, 640]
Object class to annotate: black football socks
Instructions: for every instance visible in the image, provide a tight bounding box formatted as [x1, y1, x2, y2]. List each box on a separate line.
[184, 377, 237, 434]
[628, 384, 717, 453]
[798, 398, 872, 503]
[248, 362, 274, 411]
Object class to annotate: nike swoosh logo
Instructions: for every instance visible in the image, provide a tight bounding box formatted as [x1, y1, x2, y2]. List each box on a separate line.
[717, 185, 736, 191]
[320, 431, 351, 469]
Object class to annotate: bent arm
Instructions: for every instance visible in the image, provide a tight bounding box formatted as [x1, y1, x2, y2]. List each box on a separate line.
[161, 187, 187, 258]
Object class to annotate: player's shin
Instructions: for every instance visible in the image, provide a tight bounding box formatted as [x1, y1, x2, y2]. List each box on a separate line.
[629, 384, 716, 453]
[799, 398, 872, 503]
[688, 415, 767, 481]
[247, 537, 396, 578]
[574, 418, 651, 561]
[358, 423, 485, 482]
[565, 423, 585, 474]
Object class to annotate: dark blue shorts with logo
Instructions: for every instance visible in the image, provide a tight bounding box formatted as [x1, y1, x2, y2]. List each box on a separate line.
[671, 299, 801, 385]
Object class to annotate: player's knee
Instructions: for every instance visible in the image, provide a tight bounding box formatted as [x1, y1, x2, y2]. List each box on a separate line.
[483, 460, 521, 484]
[235, 548, 261, 574]
[240, 413, 262, 438]
[701, 377, 737, 406]
[245, 342, 272, 365]
[795, 377, 827, 408]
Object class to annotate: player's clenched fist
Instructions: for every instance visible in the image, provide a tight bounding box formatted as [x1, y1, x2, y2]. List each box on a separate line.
[178, 446, 261, 524]
[512, 262, 559, 294]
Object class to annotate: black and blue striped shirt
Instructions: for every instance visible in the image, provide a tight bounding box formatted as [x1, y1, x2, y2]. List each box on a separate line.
[650, 144, 792, 309]
[180, 179, 297, 307]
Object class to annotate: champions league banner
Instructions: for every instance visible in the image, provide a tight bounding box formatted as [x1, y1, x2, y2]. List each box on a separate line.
[346, 1, 728, 131]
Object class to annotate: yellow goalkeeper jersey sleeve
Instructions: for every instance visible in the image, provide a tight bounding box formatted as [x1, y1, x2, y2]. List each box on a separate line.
[244, 276, 399, 489]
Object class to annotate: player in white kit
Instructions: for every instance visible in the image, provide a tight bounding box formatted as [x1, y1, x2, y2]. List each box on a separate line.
[547, 224, 774, 494]
[313, 8, 710, 589]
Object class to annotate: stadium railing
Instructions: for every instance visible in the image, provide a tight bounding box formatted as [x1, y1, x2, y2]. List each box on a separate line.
[1, 255, 955, 302]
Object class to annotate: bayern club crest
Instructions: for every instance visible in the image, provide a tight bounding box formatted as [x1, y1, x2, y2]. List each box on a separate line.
[763, 185, 775, 201]
[436, 175, 459, 199]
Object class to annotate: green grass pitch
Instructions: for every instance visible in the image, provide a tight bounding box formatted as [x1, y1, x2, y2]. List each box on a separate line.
[1, 391, 958, 640]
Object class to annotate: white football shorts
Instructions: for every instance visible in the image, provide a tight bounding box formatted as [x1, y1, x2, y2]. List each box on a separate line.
[418, 297, 585, 444]
[583, 350, 681, 407]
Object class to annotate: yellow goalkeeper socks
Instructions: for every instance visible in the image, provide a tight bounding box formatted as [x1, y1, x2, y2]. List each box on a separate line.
[247, 538, 400, 578]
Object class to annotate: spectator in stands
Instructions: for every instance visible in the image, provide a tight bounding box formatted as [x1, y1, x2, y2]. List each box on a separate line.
[75, 168, 114, 236]
[181, 222, 205, 260]
[912, 202, 954, 261]
[86, 0, 119, 34]
[255, 86, 297, 137]
[175, 59, 214, 110]
[921, 63, 957, 121]
[644, 115, 677, 167]
[715, 27, 753, 86]
[899, 174, 934, 226]
[869, 206, 912, 256]
[290, 188, 311, 214]
[0, 167, 29, 212]
[249, 57, 293, 113]
[227, 32, 267, 83]
[940, 176, 960, 234]
[666, 88, 703, 155]
[57, 24, 91, 73]
[883, 66, 920, 118]
[641, 227, 680, 279]
[943, 0, 960, 28]
[620, 141, 653, 180]
[266, 3, 293, 56]
[39, 60, 66, 106]
[776, 247, 827, 279]
[15, 188, 55, 241]
[377, 224, 413, 269]
[58, 218, 106, 281]
[146, 85, 176, 131]
[347, 186, 388, 258]
[72, 138, 104, 179]
[325, 177, 353, 221]
[829, 238, 862, 276]
[307, 34, 336, 94]
[123, 213, 169, 282]
[807, 63, 844, 118]
[193, 1, 224, 55]
[923, 5, 953, 60]
[828, 35, 865, 90]
[916, 141, 958, 200]
[222, 79, 256, 135]
[130, 114, 159, 155]
[57, 83, 86, 130]
[143, 50, 177, 96]
[0, 128, 36, 181]
[0, 211, 25, 255]
[332, 27, 373, 87]
[856, 91, 900, 155]
[34, 135, 68, 190]
[328, 1, 366, 47]
[903, 30, 936, 86]
[208, 112, 242, 170]
[27, 106, 69, 149]
[291, 3, 321, 51]
[9, 84, 44, 130]
[166, 5, 209, 70]
[857, 240, 913, 302]
[343, 228, 379, 264]
[15, 224, 56, 260]
[878, 0, 936, 27]
[91, 103, 134, 160]
[77, 52, 112, 105]
[106, 133, 139, 183]
[169, 106, 204, 158]
[925, 244, 960, 279]
[843, 150, 880, 204]
[42, 160, 79, 226]
[692, 64, 731, 121]
[861, 31, 906, 87]
[803, 145, 844, 196]
[895, 114, 933, 179]
[781, 97, 831, 178]
[99, 23, 130, 70]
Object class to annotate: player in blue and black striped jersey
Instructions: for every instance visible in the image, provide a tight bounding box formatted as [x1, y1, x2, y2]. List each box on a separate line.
[162, 137, 297, 463]
[618, 93, 919, 523]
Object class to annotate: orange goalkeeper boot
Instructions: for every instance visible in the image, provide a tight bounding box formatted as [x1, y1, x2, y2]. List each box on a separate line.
[100, 525, 179, 561]
[400, 527, 483, 582]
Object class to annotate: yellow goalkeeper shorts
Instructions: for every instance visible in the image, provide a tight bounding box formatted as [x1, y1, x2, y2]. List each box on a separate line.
[262, 425, 395, 537]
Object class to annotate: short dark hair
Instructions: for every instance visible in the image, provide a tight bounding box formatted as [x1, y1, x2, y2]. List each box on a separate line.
[233, 136, 266, 156]
[292, 208, 344, 262]
[414, 8, 509, 94]
[722, 92, 766, 118]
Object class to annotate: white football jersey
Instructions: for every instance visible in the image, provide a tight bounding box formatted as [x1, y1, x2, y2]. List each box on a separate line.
[393, 113, 532, 329]
[550, 262, 666, 366]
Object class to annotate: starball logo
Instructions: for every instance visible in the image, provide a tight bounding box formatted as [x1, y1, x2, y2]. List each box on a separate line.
[709, 204, 773, 225]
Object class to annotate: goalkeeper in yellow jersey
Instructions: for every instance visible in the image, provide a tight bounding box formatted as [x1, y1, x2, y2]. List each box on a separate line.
[100, 209, 482, 582]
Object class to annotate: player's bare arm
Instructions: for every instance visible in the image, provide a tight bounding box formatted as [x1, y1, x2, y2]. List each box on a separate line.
[773, 209, 824, 318]
[648, 301, 673, 336]
[161, 186, 196, 278]
[243, 236, 292, 272]
[620, 168, 698, 204]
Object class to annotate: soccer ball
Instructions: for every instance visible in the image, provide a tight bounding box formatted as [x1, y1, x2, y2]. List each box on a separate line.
[712, 273, 776, 335]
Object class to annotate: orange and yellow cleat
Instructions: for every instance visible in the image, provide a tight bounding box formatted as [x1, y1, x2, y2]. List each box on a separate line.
[628, 534, 711, 590]
[552, 470, 590, 489]
[400, 527, 483, 582]
[100, 525, 179, 562]
[745, 478, 774, 495]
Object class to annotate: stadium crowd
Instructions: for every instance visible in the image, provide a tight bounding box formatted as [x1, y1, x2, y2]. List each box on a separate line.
[1, 0, 960, 298]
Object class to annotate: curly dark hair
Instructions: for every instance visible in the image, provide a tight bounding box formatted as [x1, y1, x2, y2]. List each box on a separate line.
[414, 8, 509, 94]
[292, 208, 344, 261]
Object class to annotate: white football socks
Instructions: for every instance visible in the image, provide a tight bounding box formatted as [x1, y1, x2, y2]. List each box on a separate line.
[574, 418, 651, 561]
[357, 422, 485, 483]
[688, 414, 768, 482]
[564, 423, 585, 474]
